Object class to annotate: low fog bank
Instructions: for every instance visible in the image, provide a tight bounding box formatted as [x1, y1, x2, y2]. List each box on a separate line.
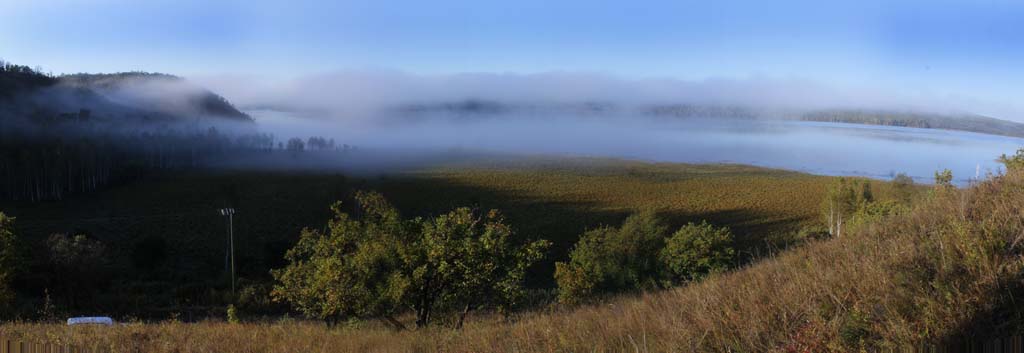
[195, 71, 1023, 123]
[241, 108, 1019, 186]
[187, 71, 1024, 185]
[5, 64, 1015, 191]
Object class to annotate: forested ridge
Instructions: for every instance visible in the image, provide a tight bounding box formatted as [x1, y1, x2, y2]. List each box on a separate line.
[0, 61, 274, 201]
[59, 72, 251, 122]
[799, 109, 1024, 138]
[390, 97, 1024, 138]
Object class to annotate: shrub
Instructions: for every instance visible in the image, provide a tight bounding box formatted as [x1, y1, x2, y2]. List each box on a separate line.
[555, 212, 668, 304]
[998, 148, 1024, 173]
[659, 221, 735, 283]
[934, 169, 954, 189]
[226, 304, 239, 324]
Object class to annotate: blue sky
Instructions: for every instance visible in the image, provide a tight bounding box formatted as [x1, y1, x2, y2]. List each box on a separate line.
[2, 0, 1023, 117]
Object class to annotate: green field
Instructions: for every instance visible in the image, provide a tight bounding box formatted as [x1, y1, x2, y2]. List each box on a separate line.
[0, 156, 909, 316]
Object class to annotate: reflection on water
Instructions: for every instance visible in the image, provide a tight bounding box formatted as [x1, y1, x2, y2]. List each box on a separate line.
[252, 110, 1023, 184]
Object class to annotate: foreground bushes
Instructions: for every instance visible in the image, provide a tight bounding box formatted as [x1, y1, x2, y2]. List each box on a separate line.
[660, 221, 736, 283]
[271, 191, 550, 329]
[554, 213, 736, 304]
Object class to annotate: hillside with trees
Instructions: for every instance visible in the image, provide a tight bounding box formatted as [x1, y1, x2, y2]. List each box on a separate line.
[388, 98, 1024, 138]
[60, 72, 251, 122]
[0, 61, 301, 201]
[799, 109, 1024, 138]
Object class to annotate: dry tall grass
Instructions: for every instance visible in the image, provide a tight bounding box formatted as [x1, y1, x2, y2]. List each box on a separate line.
[3, 172, 1021, 352]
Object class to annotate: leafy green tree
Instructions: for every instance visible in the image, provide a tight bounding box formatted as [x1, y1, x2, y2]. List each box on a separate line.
[934, 169, 954, 190]
[823, 178, 884, 237]
[823, 178, 860, 237]
[998, 148, 1024, 173]
[0, 213, 16, 310]
[554, 212, 668, 304]
[272, 191, 549, 329]
[407, 208, 549, 328]
[660, 221, 735, 283]
[271, 192, 408, 328]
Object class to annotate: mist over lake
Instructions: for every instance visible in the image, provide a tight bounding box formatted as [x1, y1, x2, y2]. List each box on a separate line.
[252, 109, 1021, 184]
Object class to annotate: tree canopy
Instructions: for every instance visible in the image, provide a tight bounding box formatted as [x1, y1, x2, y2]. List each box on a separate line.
[822, 178, 875, 237]
[998, 148, 1024, 174]
[553, 212, 668, 304]
[271, 191, 549, 328]
[554, 213, 736, 304]
[660, 221, 735, 283]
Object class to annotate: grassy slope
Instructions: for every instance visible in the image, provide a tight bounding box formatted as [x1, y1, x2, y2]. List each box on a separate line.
[2, 165, 1020, 352]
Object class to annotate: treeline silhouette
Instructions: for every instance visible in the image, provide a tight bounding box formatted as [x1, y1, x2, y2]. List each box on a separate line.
[800, 109, 1024, 138]
[0, 127, 279, 201]
[0, 60, 57, 100]
[0, 63, 348, 201]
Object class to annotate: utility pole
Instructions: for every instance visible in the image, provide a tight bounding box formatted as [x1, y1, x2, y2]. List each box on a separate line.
[219, 208, 236, 294]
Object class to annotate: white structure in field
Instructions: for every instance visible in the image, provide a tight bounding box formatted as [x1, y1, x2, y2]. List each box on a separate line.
[67, 317, 114, 326]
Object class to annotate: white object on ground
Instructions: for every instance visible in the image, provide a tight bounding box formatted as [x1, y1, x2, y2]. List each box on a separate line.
[67, 317, 114, 326]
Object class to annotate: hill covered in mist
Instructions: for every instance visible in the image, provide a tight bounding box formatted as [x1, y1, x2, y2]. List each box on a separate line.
[0, 61, 268, 201]
[60, 72, 251, 122]
[0, 61, 251, 131]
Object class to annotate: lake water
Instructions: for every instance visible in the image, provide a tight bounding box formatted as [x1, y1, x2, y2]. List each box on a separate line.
[251, 110, 1024, 184]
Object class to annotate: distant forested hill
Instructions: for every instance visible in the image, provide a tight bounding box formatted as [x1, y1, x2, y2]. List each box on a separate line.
[0, 61, 265, 201]
[390, 100, 1024, 139]
[799, 109, 1024, 138]
[0, 60, 251, 125]
[60, 72, 251, 121]
[0, 63, 57, 100]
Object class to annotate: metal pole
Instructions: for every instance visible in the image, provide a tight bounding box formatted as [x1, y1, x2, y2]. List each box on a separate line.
[225, 214, 230, 273]
[219, 208, 237, 294]
[229, 211, 235, 294]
